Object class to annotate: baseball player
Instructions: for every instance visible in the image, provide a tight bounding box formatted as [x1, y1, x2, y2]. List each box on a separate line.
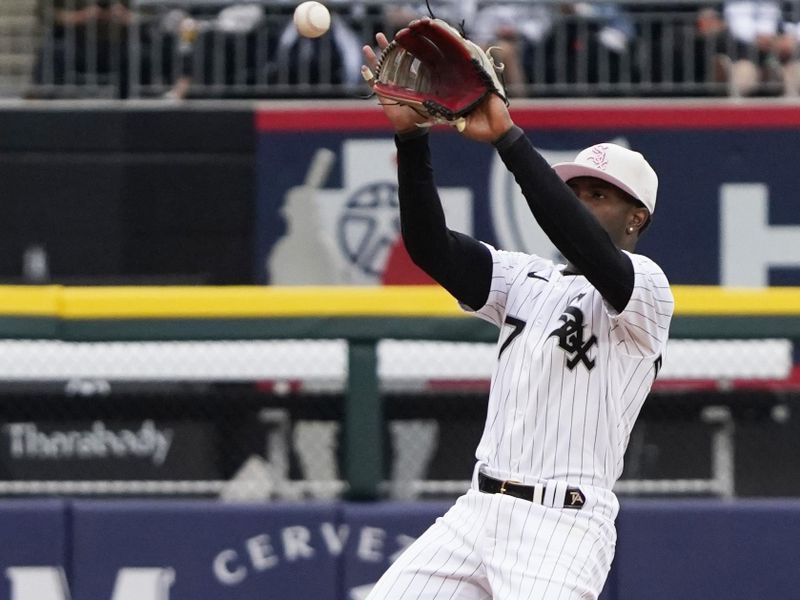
[363, 33, 674, 600]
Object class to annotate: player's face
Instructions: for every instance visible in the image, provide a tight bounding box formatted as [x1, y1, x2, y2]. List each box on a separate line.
[566, 177, 646, 247]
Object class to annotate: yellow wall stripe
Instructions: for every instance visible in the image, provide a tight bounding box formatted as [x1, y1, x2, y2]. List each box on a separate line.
[0, 286, 60, 316]
[59, 286, 465, 318]
[673, 286, 800, 315]
[0, 285, 798, 319]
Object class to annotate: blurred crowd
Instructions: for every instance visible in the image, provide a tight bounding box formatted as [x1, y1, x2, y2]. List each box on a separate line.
[28, 0, 800, 99]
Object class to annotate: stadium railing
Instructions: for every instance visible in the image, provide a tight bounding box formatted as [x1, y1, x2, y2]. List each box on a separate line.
[22, 0, 800, 99]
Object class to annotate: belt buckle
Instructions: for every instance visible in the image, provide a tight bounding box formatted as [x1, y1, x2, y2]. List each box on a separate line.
[499, 479, 520, 494]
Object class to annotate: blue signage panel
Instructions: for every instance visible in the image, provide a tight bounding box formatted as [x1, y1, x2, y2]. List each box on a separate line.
[3, 498, 800, 600]
[615, 499, 800, 600]
[0, 500, 67, 600]
[256, 104, 800, 287]
[70, 500, 340, 600]
[340, 501, 451, 599]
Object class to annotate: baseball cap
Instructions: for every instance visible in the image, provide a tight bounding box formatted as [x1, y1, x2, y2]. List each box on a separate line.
[552, 143, 658, 214]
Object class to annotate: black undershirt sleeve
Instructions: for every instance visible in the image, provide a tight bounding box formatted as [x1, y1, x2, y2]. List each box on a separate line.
[394, 125, 635, 315]
[494, 126, 635, 313]
[395, 131, 493, 311]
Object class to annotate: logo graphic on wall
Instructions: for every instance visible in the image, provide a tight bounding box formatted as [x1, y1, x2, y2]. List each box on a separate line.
[268, 140, 473, 285]
[4, 420, 173, 465]
[338, 180, 401, 277]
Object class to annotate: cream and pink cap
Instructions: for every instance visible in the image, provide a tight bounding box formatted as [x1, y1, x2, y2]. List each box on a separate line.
[552, 143, 658, 214]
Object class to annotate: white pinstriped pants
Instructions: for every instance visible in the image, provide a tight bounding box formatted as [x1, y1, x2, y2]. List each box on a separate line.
[364, 488, 617, 600]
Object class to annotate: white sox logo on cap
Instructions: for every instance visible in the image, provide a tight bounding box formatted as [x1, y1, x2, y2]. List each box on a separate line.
[588, 144, 609, 170]
[552, 143, 658, 214]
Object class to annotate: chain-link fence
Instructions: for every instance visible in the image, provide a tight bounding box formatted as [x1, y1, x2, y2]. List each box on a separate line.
[0, 326, 797, 501]
[17, 0, 800, 99]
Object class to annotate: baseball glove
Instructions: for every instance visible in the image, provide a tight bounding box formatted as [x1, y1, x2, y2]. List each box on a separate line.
[364, 18, 508, 130]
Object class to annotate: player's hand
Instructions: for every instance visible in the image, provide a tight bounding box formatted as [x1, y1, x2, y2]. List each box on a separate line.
[362, 33, 430, 135]
[459, 95, 515, 144]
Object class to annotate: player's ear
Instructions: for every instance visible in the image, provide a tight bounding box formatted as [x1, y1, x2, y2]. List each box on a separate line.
[625, 207, 647, 232]
[627, 207, 651, 236]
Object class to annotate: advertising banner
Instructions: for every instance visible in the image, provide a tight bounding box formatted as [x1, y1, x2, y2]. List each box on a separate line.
[0, 500, 67, 600]
[615, 499, 800, 600]
[69, 501, 340, 600]
[1, 499, 800, 599]
[256, 103, 800, 287]
[0, 419, 219, 482]
[340, 501, 451, 600]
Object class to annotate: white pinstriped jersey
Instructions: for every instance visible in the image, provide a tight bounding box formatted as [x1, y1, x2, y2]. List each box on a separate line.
[468, 244, 674, 491]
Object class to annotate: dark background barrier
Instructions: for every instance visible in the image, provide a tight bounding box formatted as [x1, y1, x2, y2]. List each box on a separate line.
[0, 108, 255, 285]
[0, 386, 797, 497]
[0, 499, 798, 600]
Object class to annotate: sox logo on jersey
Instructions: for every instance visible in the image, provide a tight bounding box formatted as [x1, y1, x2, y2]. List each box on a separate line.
[549, 297, 598, 370]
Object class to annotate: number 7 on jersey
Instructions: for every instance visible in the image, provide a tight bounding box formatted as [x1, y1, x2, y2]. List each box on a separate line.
[499, 316, 526, 358]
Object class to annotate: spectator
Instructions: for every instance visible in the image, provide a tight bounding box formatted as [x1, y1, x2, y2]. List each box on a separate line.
[457, 1, 635, 96]
[32, 0, 134, 98]
[157, 4, 266, 100]
[269, 1, 365, 92]
[376, 2, 637, 97]
[569, 2, 636, 55]
[552, 2, 637, 91]
[639, 5, 731, 95]
[157, 8, 199, 101]
[381, 1, 478, 37]
[471, 2, 556, 97]
[695, 6, 730, 86]
[380, 1, 550, 97]
[720, 0, 800, 96]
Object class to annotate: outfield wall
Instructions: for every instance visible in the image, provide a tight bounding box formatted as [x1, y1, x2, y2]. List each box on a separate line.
[1, 101, 799, 287]
[0, 498, 798, 600]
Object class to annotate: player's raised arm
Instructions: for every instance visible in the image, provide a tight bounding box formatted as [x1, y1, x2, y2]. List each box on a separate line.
[363, 34, 493, 311]
[463, 96, 643, 314]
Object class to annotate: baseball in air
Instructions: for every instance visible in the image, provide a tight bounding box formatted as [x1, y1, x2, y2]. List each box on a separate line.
[294, 1, 331, 38]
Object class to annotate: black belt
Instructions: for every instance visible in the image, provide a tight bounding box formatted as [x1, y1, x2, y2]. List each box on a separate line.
[478, 472, 586, 510]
